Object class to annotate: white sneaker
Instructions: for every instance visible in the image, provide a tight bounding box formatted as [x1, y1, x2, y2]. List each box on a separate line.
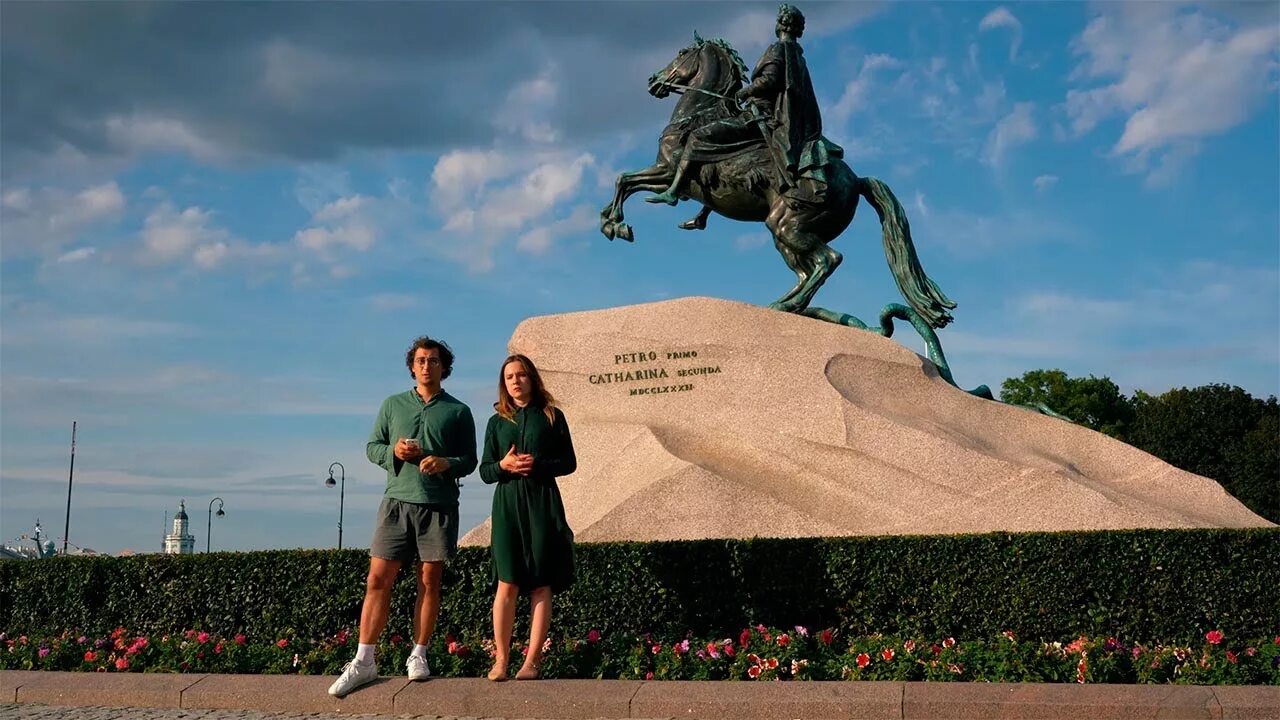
[406, 654, 431, 681]
[328, 659, 378, 697]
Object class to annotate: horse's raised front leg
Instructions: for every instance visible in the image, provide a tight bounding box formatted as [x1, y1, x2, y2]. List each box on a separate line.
[600, 164, 672, 242]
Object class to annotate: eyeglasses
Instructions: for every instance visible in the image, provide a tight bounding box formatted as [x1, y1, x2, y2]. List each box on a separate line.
[417, 358, 443, 367]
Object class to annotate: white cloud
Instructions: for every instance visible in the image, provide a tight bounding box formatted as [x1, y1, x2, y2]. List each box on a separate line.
[103, 113, 224, 162]
[140, 204, 231, 265]
[913, 191, 929, 217]
[0, 182, 125, 259]
[367, 293, 422, 312]
[982, 102, 1037, 166]
[56, 247, 97, 263]
[735, 233, 769, 251]
[1033, 174, 1059, 191]
[428, 149, 597, 270]
[979, 7, 1023, 61]
[1064, 5, 1280, 181]
[829, 54, 904, 128]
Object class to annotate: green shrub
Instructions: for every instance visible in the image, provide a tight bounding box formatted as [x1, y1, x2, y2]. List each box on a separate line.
[2, 529, 1276, 645]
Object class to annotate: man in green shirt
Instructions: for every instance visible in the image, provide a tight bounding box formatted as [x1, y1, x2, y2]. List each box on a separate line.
[329, 336, 477, 697]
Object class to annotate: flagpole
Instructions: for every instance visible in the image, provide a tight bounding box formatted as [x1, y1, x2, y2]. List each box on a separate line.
[63, 421, 76, 555]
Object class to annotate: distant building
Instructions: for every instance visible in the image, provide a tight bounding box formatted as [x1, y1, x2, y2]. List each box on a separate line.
[163, 500, 195, 554]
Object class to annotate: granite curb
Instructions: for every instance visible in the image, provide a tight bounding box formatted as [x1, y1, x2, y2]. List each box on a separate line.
[2, 671, 1277, 719]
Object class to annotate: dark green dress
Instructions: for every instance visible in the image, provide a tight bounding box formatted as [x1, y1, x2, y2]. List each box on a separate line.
[479, 405, 577, 593]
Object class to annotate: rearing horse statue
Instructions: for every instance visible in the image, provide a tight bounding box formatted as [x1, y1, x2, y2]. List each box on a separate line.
[599, 33, 956, 329]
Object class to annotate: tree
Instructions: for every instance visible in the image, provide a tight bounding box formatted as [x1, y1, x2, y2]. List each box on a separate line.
[999, 369, 1136, 440]
[1129, 385, 1278, 524]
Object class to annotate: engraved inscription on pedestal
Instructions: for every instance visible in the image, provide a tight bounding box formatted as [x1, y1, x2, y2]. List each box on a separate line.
[586, 348, 722, 397]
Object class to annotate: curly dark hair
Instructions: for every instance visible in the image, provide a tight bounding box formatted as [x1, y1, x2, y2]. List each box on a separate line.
[404, 335, 455, 380]
[777, 4, 805, 38]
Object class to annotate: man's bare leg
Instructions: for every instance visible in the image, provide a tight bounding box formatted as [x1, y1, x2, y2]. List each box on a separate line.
[359, 557, 402, 644]
[413, 560, 444, 645]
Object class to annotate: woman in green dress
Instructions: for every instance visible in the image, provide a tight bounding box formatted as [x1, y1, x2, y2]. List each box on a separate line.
[479, 353, 577, 681]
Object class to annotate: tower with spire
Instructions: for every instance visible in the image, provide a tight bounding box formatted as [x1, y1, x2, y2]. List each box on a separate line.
[163, 499, 195, 554]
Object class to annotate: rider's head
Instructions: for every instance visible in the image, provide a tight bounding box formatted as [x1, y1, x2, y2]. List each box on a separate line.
[776, 4, 805, 39]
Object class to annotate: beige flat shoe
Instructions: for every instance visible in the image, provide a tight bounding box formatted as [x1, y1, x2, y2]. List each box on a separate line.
[487, 662, 508, 682]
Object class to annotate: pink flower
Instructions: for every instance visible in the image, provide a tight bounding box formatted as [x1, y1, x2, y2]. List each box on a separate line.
[903, 639, 916, 653]
[1205, 630, 1223, 645]
[196, 632, 210, 644]
[214, 642, 224, 655]
[115, 657, 129, 671]
[793, 625, 809, 637]
[1246, 647, 1257, 657]
[77, 636, 87, 644]
[37, 647, 50, 658]
[678, 639, 690, 654]
[747, 665, 761, 678]
[777, 633, 790, 647]
[84, 651, 97, 662]
[335, 630, 349, 644]
[855, 652, 870, 668]
[587, 629, 601, 644]
[651, 643, 661, 655]
[234, 634, 246, 646]
[1226, 650, 1238, 664]
[723, 643, 736, 658]
[881, 648, 895, 662]
[739, 629, 752, 647]
[276, 639, 288, 649]
[185, 630, 197, 640]
[706, 642, 721, 659]
[447, 641, 459, 654]
[645, 672, 654, 680]
[942, 637, 955, 649]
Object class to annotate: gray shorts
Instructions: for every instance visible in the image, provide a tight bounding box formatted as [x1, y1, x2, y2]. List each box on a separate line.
[370, 497, 458, 563]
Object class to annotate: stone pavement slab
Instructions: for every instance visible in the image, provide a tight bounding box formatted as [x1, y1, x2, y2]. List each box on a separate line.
[903, 682, 1222, 719]
[629, 679, 903, 719]
[179, 673, 410, 714]
[0, 673, 43, 704]
[1214, 685, 1280, 720]
[11, 673, 203, 709]
[392, 678, 642, 718]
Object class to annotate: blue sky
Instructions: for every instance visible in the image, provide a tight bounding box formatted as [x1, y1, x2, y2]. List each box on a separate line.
[2, 2, 1277, 555]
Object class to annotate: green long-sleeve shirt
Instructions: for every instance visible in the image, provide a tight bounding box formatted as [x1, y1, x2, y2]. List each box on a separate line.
[366, 388, 477, 507]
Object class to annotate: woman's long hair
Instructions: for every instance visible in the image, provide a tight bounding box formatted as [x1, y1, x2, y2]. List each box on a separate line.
[496, 354, 557, 423]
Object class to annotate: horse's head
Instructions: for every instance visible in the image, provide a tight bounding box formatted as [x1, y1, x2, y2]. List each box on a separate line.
[648, 33, 706, 98]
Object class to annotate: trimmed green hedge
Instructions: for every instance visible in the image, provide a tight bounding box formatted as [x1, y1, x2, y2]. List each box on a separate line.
[2, 529, 1276, 643]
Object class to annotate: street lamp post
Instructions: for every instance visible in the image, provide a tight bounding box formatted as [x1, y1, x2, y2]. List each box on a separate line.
[326, 462, 345, 550]
[207, 497, 225, 553]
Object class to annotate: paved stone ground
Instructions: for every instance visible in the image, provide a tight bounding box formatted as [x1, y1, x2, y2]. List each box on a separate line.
[0, 706, 534, 720]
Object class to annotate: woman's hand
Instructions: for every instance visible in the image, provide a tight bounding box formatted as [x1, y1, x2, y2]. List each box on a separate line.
[498, 445, 534, 476]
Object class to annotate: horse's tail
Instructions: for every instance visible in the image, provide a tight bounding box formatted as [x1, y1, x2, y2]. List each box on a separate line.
[857, 176, 956, 329]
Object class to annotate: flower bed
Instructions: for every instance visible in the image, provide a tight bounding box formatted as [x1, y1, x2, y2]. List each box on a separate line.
[5, 626, 1278, 685]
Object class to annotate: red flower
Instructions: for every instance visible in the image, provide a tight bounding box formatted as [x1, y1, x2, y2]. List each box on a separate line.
[645, 671, 654, 680]
[747, 653, 762, 665]
[1205, 630, 1223, 645]
[942, 637, 956, 649]
[1246, 647, 1257, 657]
[881, 648, 895, 662]
[112, 627, 127, 640]
[1226, 650, 1238, 664]
[930, 644, 943, 656]
[335, 630, 349, 644]
[747, 665, 761, 678]
[777, 633, 790, 647]
[903, 639, 916, 653]
[818, 629, 834, 646]
[276, 639, 288, 649]
[234, 634, 246, 646]
[855, 652, 870, 668]
[455, 645, 470, 659]
[651, 643, 661, 655]
[214, 642, 224, 654]
[390, 634, 403, 645]
[587, 629, 601, 644]
[447, 641, 459, 654]
[739, 629, 751, 648]
[723, 643, 736, 658]
[84, 651, 97, 662]
[196, 632, 210, 644]
[766, 657, 779, 669]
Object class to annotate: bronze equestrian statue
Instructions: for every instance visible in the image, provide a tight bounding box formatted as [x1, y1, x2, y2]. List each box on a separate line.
[599, 4, 956, 330]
